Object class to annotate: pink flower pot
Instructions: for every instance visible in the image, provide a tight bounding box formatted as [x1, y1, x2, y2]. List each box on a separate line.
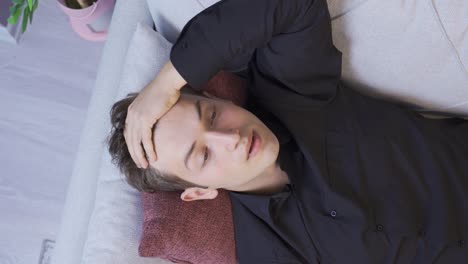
[57, 0, 115, 42]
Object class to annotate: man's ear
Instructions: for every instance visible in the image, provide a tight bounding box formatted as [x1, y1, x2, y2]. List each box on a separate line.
[180, 187, 219, 202]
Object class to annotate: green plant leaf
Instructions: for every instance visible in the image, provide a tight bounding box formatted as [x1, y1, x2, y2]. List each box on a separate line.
[8, 5, 23, 25]
[22, 7, 30, 33]
[12, 0, 25, 4]
[7, 16, 15, 24]
[27, 0, 33, 11]
[29, 8, 33, 24]
[33, 0, 38, 12]
[9, 3, 19, 14]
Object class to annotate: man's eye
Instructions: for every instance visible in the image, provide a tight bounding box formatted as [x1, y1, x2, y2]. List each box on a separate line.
[203, 108, 217, 166]
[210, 108, 217, 126]
[204, 147, 209, 163]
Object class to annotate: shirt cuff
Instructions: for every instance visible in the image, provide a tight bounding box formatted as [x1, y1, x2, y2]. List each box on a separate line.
[170, 23, 225, 92]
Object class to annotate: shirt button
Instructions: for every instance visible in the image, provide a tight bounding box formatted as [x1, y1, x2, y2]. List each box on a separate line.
[459, 239, 465, 247]
[330, 210, 337, 218]
[376, 224, 384, 232]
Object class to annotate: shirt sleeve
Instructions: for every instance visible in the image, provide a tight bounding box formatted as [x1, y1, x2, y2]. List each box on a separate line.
[170, 0, 342, 102]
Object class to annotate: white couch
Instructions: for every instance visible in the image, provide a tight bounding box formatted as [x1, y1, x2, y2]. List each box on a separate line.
[51, 0, 468, 264]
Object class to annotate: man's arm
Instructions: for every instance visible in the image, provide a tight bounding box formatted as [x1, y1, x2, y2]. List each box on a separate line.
[170, 0, 341, 100]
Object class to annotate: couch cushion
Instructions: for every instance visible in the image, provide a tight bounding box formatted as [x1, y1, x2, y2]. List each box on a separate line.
[432, 0, 467, 73]
[330, 0, 468, 116]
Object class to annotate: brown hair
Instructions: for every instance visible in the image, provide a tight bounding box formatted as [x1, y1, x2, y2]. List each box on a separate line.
[107, 85, 207, 192]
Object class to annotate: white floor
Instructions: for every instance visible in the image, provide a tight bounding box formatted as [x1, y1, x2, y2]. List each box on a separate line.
[0, 2, 104, 264]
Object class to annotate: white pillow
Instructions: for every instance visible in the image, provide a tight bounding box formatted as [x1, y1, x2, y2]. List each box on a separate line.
[147, 0, 206, 44]
[116, 22, 173, 100]
[81, 22, 173, 264]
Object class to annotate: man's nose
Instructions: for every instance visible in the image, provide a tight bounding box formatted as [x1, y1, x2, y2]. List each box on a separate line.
[206, 129, 241, 151]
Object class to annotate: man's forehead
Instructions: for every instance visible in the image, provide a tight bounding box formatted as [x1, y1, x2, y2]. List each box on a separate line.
[158, 96, 196, 121]
[159, 93, 212, 122]
[151, 95, 205, 171]
[151, 120, 189, 175]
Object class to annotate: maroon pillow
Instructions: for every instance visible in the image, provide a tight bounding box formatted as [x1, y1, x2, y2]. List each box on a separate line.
[201, 70, 248, 107]
[140, 190, 236, 264]
[139, 70, 247, 264]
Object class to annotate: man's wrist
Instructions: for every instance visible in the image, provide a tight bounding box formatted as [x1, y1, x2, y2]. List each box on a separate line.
[163, 60, 187, 91]
[147, 60, 187, 94]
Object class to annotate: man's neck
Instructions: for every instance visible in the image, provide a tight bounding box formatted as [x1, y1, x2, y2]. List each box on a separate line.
[234, 163, 290, 195]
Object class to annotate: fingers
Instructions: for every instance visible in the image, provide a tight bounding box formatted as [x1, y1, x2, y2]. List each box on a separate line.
[123, 121, 138, 168]
[122, 82, 178, 169]
[133, 123, 149, 169]
[124, 109, 151, 169]
[142, 125, 157, 164]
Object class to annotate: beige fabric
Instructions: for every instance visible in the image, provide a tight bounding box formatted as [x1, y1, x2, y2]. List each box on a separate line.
[330, 0, 467, 117]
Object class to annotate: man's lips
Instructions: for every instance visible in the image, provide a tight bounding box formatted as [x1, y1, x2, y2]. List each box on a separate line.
[246, 130, 254, 160]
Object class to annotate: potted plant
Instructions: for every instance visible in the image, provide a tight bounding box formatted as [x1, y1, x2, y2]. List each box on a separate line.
[7, 0, 115, 41]
[7, 0, 38, 34]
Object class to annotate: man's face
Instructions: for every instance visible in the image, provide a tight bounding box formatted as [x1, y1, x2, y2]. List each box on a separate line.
[151, 93, 280, 193]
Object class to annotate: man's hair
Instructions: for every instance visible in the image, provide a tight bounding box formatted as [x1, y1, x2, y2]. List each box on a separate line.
[107, 85, 207, 192]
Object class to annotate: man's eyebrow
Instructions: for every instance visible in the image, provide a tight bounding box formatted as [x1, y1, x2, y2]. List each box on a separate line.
[184, 99, 202, 171]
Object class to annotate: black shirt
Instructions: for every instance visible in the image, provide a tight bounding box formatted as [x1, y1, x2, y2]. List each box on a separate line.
[170, 0, 468, 263]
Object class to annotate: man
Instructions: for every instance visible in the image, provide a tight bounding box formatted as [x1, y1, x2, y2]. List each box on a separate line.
[109, 0, 468, 262]
[108, 87, 291, 196]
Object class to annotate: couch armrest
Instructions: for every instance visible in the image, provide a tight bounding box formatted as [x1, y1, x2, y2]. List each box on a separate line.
[51, 1, 153, 264]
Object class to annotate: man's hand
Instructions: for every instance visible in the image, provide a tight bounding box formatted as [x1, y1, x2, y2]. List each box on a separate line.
[124, 60, 187, 169]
